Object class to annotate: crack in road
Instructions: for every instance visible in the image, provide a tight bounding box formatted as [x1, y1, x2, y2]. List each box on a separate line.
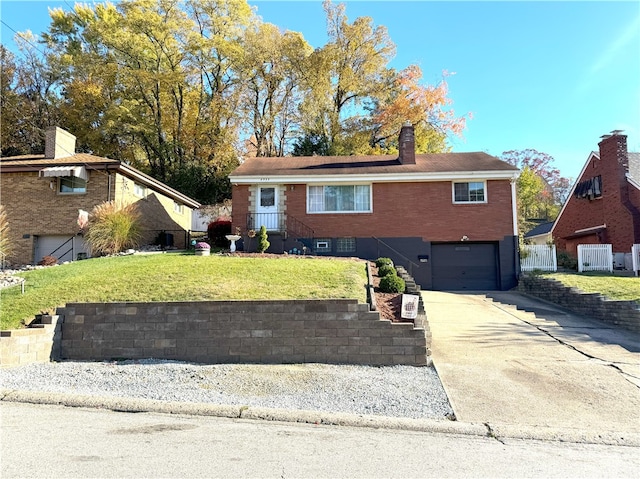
[489, 300, 640, 390]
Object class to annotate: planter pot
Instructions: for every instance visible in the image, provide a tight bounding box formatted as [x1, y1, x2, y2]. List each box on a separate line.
[195, 249, 210, 256]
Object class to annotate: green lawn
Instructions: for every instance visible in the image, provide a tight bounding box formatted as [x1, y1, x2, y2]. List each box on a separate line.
[0, 253, 368, 330]
[544, 272, 640, 302]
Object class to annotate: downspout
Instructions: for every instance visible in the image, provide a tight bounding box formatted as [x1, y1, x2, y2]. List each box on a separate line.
[511, 177, 520, 279]
[107, 166, 112, 201]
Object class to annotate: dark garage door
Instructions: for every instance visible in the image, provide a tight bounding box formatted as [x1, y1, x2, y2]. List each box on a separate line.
[432, 243, 498, 290]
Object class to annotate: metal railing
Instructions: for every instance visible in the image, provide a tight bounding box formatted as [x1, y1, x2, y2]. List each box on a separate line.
[372, 236, 421, 277]
[245, 213, 314, 242]
[46, 236, 75, 261]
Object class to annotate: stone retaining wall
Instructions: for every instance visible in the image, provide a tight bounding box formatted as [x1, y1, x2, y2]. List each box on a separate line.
[59, 299, 430, 366]
[0, 315, 62, 367]
[518, 275, 640, 333]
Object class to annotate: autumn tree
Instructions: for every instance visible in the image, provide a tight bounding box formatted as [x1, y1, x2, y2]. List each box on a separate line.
[501, 149, 571, 235]
[43, 0, 255, 203]
[0, 35, 62, 156]
[293, 1, 468, 156]
[238, 23, 311, 157]
[295, 0, 395, 155]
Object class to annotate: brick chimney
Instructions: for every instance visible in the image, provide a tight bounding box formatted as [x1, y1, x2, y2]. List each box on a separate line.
[598, 130, 628, 184]
[398, 121, 416, 164]
[44, 126, 76, 159]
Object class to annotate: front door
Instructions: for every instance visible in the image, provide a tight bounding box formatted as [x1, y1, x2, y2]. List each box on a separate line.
[255, 186, 279, 230]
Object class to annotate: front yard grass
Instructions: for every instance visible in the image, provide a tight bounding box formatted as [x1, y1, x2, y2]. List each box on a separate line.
[0, 253, 368, 330]
[544, 272, 640, 302]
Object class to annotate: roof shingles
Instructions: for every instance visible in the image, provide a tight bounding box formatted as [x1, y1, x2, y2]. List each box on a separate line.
[231, 152, 519, 177]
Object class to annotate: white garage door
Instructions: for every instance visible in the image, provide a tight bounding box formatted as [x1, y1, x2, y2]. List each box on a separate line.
[35, 235, 90, 264]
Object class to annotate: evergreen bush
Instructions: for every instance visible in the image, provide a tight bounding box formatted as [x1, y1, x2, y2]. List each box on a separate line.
[379, 274, 405, 294]
[257, 225, 270, 253]
[375, 257, 393, 268]
[377, 264, 396, 277]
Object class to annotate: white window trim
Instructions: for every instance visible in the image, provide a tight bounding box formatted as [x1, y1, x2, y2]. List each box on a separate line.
[173, 201, 184, 214]
[452, 180, 488, 204]
[306, 184, 373, 214]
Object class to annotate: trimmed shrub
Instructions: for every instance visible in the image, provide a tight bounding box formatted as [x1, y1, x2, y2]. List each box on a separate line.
[85, 201, 141, 256]
[375, 257, 393, 268]
[207, 219, 232, 247]
[257, 225, 270, 253]
[379, 274, 405, 294]
[377, 264, 396, 277]
[557, 251, 578, 271]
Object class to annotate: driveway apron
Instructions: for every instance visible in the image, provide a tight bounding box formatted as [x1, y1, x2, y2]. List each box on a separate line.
[422, 291, 640, 433]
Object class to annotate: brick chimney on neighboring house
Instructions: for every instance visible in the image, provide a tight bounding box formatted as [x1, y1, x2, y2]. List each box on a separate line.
[598, 130, 629, 189]
[44, 126, 76, 159]
[398, 121, 416, 164]
[599, 130, 640, 243]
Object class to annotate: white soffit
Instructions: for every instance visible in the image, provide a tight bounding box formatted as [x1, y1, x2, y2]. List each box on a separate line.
[39, 165, 88, 181]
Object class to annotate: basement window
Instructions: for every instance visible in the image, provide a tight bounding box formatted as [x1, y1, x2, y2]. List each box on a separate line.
[336, 237, 356, 253]
[314, 239, 332, 253]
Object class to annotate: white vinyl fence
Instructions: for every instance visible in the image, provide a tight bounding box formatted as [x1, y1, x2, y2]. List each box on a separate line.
[633, 244, 640, 276]
[521, 244, 557, 272]
[577, 244, 613, 272]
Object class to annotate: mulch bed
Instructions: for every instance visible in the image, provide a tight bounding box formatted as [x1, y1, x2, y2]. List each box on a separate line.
[369, 262, 408, 323]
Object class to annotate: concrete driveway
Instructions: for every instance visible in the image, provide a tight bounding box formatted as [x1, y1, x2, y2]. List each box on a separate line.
[423, 291, 640, 434]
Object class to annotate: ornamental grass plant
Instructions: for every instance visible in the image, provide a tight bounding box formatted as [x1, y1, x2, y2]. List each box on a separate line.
[84, 201, 142, 256]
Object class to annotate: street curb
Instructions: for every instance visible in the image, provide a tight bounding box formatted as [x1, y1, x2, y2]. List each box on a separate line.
[3, 389, 639, 447]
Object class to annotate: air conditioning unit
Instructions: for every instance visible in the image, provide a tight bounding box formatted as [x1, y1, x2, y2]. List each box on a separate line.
[613, 252, 625, 269]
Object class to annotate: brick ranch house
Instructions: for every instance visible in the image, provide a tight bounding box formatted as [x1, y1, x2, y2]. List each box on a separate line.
[230, 124, 521, 291]
[1, 127, 200, 265]
[552, 131, 640, 259]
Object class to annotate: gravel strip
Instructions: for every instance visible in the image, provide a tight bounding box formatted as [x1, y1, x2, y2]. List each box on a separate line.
[0, 360, 454, 420]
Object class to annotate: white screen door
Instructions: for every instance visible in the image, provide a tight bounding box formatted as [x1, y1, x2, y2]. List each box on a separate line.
[255, 186, 278, 230]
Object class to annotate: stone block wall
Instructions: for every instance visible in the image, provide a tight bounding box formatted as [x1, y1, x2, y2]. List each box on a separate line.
[60, 299, 430, 366]
[519, 275, 640, 333]
[0, 315, 62, 366]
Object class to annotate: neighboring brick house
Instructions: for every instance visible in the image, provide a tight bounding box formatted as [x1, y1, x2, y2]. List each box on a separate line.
[1, 127, 200, 265]
[229, 124, 520, 291]
[552, 132, 640, 257]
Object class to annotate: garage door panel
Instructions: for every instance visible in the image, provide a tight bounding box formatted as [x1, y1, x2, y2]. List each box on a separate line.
[35, 235, 89, 264]
[432, 243, 498, 290]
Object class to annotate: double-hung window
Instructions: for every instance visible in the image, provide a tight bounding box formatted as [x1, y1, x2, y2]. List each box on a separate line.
[453, 181, 486, 203]
[308, 185, 371, 213]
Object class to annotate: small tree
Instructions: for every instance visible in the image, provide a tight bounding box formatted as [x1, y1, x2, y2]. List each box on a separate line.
[85, 201, 142, 256]
[257, 225, 270, 253]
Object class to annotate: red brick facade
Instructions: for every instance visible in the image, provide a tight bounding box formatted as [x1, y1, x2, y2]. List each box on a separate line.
[553, 134, 640, 255]
[233, 180, 515, 241]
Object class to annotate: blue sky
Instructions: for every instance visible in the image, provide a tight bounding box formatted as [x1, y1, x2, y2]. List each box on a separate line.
[1, 0, 639, 180]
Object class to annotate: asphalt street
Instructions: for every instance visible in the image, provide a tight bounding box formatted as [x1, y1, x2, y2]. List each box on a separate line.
[2, 401, 639, 479]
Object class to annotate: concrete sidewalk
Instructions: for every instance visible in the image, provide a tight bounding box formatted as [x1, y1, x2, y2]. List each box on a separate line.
[423, 291, 640, 433]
